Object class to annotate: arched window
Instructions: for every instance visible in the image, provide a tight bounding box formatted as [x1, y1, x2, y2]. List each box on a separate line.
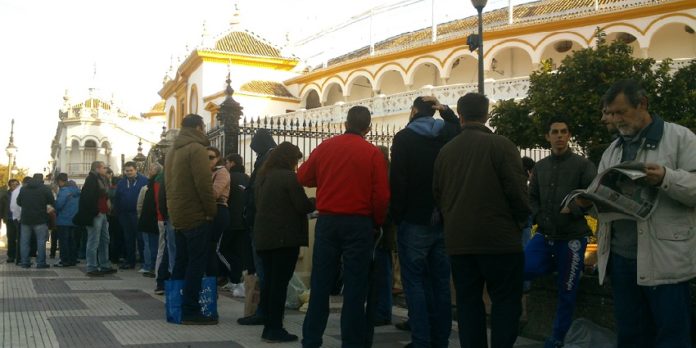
[190, 85, 199, 114]
[84, 140, 97, 164]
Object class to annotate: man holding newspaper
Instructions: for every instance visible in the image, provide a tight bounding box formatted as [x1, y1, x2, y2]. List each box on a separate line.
[593, 79, 696, 347]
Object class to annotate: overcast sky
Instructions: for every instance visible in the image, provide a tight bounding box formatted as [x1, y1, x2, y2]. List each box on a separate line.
[0, 0, 529, 173]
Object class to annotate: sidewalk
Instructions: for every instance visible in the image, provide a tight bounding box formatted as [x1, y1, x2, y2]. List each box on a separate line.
[0, 253, 542, 348]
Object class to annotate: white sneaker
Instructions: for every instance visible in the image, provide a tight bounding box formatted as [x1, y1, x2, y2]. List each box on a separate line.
[138, 268, 147, 273]
[232, 283, 245, 298]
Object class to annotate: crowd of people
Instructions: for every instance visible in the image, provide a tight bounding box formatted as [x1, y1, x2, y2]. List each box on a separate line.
[1, 78, 694, 348]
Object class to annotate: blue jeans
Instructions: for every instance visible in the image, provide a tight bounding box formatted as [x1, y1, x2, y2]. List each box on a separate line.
[57, 225, 78, 265]
[20, 224, 48, 267]
[451, 253, 524, 348]
[302, 215, 373, 348]
[609, 253, 693, 348]
[165, 219, 176, 273]
[172, 223, 212, 317]
[524, 234, 587, 343]
[374, 248, 393, 322]
[86, 213, 111, 272]
[142, 232, 158, 272]
[397, 222, 452, 348]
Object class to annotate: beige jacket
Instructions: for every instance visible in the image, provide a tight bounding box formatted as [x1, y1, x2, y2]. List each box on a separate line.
[596, 118, 696, 286]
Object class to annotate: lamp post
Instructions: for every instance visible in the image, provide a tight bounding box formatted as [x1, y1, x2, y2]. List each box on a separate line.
[5, 119, 17, 182]
[471, 0, 487, 94]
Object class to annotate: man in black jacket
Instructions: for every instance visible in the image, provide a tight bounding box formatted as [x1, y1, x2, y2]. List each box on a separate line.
[16, 174, 55, 268]
[390, 96, 459, 348]
[524, 116, 596, 348]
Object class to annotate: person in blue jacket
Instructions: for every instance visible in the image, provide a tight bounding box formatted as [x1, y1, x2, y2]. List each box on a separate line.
[115, 162, 148, 270]
[54, 173, 80, 267]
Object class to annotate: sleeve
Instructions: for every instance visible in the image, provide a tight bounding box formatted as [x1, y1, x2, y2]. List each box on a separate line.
[212, 169, 230, 201]
[55, 190, 67, 212]
[432, 153, 443, 209]
[438, 106, 461, 142]
[371, 148, 391, 226]
[16, 190, 23, 208]
[287, 173, 315, 214]
[528, 166, 540, 223]
[569, 159, 598, 218]
[46, 187, 55, 207]
[496, 140, 531, 227]
[389, 133, 407, 223]
[191, 146, 217, 218]
[136, 186, 147, 219]
[659, 129, 696, 207]
[297, 147, 319, 188]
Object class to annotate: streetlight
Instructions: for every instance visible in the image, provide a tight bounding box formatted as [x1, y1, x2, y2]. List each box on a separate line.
[5, 119, 17, 182]
[468, 0, 487, 94]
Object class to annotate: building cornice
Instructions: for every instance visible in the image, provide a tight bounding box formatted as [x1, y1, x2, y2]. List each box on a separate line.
[285, 0, 695, 85]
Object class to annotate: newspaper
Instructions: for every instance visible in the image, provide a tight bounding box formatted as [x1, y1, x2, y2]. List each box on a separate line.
[561, 161, 659, 221]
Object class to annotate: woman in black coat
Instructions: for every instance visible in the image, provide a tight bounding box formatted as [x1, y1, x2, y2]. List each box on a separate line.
[253, 142, 315, 343]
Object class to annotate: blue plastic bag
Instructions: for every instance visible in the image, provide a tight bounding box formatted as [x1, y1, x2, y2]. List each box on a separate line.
[165, 276, 218, 324]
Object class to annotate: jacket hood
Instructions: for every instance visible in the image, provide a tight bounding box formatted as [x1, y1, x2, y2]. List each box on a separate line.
[174, 127, 210, 150]
[407, 117, 444, 138]
[26, 179, 44, 189]
[62, 184, 80, 195]
[250, 129, 277, 155]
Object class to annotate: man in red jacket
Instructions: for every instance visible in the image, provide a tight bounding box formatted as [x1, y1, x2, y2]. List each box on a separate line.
[299, 105, 390, 348]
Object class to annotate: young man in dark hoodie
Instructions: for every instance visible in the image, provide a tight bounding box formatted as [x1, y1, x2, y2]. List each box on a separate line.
[390, 96, 460, 348]
[165, 114, 217, 325]
[17, 174, 55, 268]
[238, 129, 276, 325]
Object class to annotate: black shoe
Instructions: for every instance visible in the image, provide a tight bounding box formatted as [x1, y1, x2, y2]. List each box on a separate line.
[86, 270, 104, 277]
[154, 286, 164, 295]
[53, 262, 70, 267]
[182, 314, 218, 325]
[237, 315, 264, 326]
[373, 318, 392, 327]
[395, 320, 411, 331]
[36, 264, 50, 269]
[100, 268, 118, 275]
[143, 271, 156, 278]
[7, 258, 15, 263]
[404, 343, 413, 348]
[262, 328, 298, 343]
[119, 264, 134, 270]
[20, 263, 31, 269]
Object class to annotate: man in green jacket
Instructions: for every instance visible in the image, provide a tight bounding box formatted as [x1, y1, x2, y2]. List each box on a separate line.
[164, 114, 217, 325]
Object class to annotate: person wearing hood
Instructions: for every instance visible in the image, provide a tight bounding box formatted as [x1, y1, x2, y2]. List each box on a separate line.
[238, 129, 277, 326]
[54, 173, 80, 267]
[165, 114, 217, 325]
[389, 96, 460, 347]
[16, 173, 56, 268]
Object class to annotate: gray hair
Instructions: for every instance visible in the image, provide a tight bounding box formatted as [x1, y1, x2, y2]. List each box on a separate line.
[90, 161, 105, 172]
[149, 162, 163, 174]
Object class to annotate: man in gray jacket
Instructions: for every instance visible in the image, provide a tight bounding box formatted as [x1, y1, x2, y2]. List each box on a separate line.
[595, 79, 696, 347]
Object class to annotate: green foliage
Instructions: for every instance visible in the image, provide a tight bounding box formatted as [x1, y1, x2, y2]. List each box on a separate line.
[490, 29, 695, 163]
[0, 164, 29, 189]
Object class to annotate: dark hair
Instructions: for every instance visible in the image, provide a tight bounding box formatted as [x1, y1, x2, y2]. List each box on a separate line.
[105, 167, 114, 176]
[22, 176, 31, 184]
[123, 161, 137, 170]
[412, 97, 436, 118]
[346, 106, 372, 133]
[207, 146, 223, 166]
[602, 79, 648, 108]
[90, 161, 105, 172]
[32, 173, 44, 182]
[521, 156, 536, 174]
[258, 142, 303, 177]
[56, 173, 68, 183]
[457, 93, 489, 121]
[181, 114, 205, 129]
[546, 116, 571, 133]
[8, 179, 19, 186]
[225, 153, 246, 173]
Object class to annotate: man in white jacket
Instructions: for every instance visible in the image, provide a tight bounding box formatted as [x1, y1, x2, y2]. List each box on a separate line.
[595, 79, 696, 347]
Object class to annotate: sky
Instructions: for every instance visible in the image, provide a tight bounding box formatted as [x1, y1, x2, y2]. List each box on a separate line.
[0, 0, 529, 174]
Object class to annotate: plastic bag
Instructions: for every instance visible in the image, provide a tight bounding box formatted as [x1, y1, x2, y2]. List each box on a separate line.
[165, 276, 218, 324]
[285, 273, 308, 309]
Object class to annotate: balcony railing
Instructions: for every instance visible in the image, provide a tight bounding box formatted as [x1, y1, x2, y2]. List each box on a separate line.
[67, 163, 91, 177]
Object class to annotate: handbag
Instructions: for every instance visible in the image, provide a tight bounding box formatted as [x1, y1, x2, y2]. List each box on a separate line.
[165, 276, 218, 324]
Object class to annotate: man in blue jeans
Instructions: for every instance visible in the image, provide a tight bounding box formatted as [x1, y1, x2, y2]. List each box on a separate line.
[390, 96, 460, 348]
[17, 174, 55, 269]
[165, 114, 217, 325]
[298, 106, 390, 348]
[593, 79, 696, 347]
[116, 161, 148, 270]
[524, 117, 596, 348]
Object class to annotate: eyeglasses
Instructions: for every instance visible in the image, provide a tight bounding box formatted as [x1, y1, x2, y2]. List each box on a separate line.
[208, 155, 217, 160]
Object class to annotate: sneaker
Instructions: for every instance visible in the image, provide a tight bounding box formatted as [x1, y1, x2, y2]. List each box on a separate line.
[86, 270, 103, 277]
[35, 264, 50, 269]
[262, 328, 298, 343]
[237, 315, 264, 326]
[182, 314, 218, 325]
[19, 263, 31, 269]
[395, 320, 411, 332]
[7, 258, 15, 263]
[53, 262, 71, 267]
[138, 268, 147, 273]
[119, 264, 134, 270]
[100, 268, 118, 275]
[232, 283, 245, 298]
[154, 286, 164, 295]
[143, 271, 156, 278]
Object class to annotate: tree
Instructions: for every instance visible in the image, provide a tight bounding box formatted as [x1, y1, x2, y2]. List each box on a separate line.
[0, 164, 29, 189]
[490, 29, 693, 163]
